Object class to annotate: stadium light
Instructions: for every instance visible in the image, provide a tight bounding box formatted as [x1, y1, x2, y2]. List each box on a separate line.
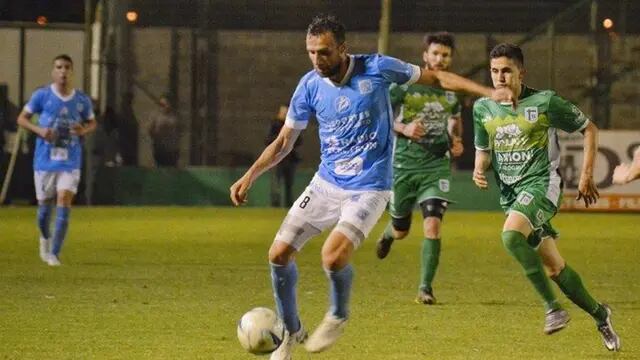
[36, 16, 47, 26]
[126, 10, 138, 23]
[602, 18, 614, 30]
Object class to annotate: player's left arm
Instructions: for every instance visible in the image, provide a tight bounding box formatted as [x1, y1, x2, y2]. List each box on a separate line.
[576, 121, 599, 207]
[72, 96, 97, 137]
[448, 113, 463, 157]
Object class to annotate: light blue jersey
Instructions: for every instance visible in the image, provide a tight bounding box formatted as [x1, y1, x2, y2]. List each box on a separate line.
[25, 84, 94, 172]
[287, 54, 420, 190]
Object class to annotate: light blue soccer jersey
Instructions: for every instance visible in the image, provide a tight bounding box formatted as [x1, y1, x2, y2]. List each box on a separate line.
[25, 84, 94, 171]
[287, 54, 420, 190]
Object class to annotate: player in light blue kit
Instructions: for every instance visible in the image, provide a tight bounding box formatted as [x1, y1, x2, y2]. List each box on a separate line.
[17, 54, 96, 266]
[230, 15, 513, 359]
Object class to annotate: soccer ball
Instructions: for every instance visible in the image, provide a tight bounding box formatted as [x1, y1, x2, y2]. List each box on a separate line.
[237, 307, 285, 354]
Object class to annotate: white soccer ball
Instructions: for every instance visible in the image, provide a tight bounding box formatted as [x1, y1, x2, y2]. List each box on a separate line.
[237, 307, 285, 354]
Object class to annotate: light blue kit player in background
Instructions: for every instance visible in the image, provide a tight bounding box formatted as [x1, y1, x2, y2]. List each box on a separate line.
[17, 54, 96, 266]
[230, 15, 514, 360]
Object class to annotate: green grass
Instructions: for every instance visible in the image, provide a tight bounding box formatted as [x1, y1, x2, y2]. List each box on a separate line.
[1, 207, 638, 359]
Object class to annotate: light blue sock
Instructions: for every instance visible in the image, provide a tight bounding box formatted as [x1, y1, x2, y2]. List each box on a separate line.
[326, 264, 354, 319]
[37, 204, 52, 239]
[270, 262, 300, 333]
[51, 207, 70, 256]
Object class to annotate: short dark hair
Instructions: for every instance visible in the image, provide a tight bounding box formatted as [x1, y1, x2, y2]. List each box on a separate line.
[307, 14, 346, 44]
[490, 43, 524, 67]
[424, 32, 455, 51]
[53, 54, 73, 65]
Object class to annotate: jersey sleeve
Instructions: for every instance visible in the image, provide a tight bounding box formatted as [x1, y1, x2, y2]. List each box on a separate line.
[547, 95, 589, 133]
[24, 88, 45, 114]
[473, 100, 491, 151]
[285, 77, 313, 130]
[81, 94, 95, 121]
[376, 55, 421, 86]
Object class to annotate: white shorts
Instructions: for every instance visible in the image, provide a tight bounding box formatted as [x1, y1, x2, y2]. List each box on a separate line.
[275, 174, 391, 250]
[34, 170, 81, 201]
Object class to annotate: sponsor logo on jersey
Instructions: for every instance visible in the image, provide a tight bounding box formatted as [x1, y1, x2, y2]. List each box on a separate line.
[335, 156, 364, 176]
[335, 96, 351, 113]
[517, 191, 534, 205]
[358, 79, 373, 95]
[445, 91, 456, 104]
[524, 107, 539, 123]
[496, 150, 533, 164]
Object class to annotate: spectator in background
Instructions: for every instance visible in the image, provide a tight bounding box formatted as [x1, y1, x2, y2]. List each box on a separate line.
[613, 146, 640, 185]
[266, 104, 302, 207]
[148, 95, 179, 167]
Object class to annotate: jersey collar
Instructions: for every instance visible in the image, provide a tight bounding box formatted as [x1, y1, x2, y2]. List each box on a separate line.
[50, 84, 76, 102]
[322, 55, 355, 88]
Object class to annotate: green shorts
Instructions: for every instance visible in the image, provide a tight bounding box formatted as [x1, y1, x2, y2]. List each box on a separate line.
[503, 185, 560, 248]
[389, 167, 452, 218]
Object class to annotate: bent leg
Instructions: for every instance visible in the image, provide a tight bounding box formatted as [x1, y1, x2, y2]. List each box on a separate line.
[540, 238, 608, 324]
[502, 212, 559, 312]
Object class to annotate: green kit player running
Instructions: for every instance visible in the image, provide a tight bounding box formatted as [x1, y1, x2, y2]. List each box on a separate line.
[375, 32, 464, 305]
[473, 43, 620, 351]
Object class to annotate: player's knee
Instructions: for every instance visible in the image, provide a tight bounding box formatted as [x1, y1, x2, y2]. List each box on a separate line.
[321, 249, 349, 271]
[501, 230, 525, 251]
[391, 216, 411, 235]
[268, 241, 295, 265]
[419, 199, 448, 220]
[545, 263, 565, 277]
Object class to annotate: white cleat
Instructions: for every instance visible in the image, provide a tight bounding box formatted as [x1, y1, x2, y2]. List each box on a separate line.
[270, 324, 307, 360]
[304, 313, 347, 353]
[39, 237, 51, 262]
[46, 254, 61, 266]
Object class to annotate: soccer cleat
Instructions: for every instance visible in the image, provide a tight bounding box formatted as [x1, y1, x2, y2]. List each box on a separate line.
[304, 313, 347, 353]
[415, 289, 436, 305]
[597, 304, 621, 351]
[270, 324, 307, 360]
[543, 308, 570, 335]
[375, 235, 395, 259]
[39, 237, 51, 262]
[46, 254, 61, 267]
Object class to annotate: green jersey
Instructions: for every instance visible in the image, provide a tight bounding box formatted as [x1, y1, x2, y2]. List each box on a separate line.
[473, 86, 589, 208]
[390, 83, 461, 170]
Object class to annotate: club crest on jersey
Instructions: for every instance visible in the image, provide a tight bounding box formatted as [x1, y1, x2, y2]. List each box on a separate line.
[445, 91, 456, 104]
[439, 179, 450, 192]
[358, 79, 373, 95]
[335, 96, 351, 113]
[524, 107, 538, 123]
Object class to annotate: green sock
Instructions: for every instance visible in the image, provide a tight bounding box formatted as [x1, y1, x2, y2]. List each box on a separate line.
[502, 231, 560, 312]
[419, 238, 440, 293]
[382, 222, 394, 240]
[551, 264, 608, 325]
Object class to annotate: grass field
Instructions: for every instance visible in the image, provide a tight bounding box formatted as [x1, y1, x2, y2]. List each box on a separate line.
[1, 207, 638, 359]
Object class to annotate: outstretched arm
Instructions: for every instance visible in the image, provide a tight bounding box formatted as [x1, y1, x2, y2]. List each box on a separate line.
[417, 69, 515, 106]
[230, 125, 302, 205]
[473, 150, 491, 189]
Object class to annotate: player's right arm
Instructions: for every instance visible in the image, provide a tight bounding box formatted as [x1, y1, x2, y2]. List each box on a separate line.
[472, 100, 491, 189]
[392, 106, 425, 141]
[230, 126, 302, 206]
[17, 90, 54, 141]
[418, 70, 516, 108]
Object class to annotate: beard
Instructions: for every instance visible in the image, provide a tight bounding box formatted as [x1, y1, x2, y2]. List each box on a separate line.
[316, 62, 341, 78]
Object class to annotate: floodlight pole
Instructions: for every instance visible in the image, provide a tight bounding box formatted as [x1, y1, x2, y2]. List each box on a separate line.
[378, 0, 391, 54]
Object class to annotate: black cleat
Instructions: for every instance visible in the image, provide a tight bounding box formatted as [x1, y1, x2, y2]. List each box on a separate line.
[544, 308, 570, 335]
[375, 236, 395, 259]
[415, 289, 436, 305]
[597, 304, 621, 351]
